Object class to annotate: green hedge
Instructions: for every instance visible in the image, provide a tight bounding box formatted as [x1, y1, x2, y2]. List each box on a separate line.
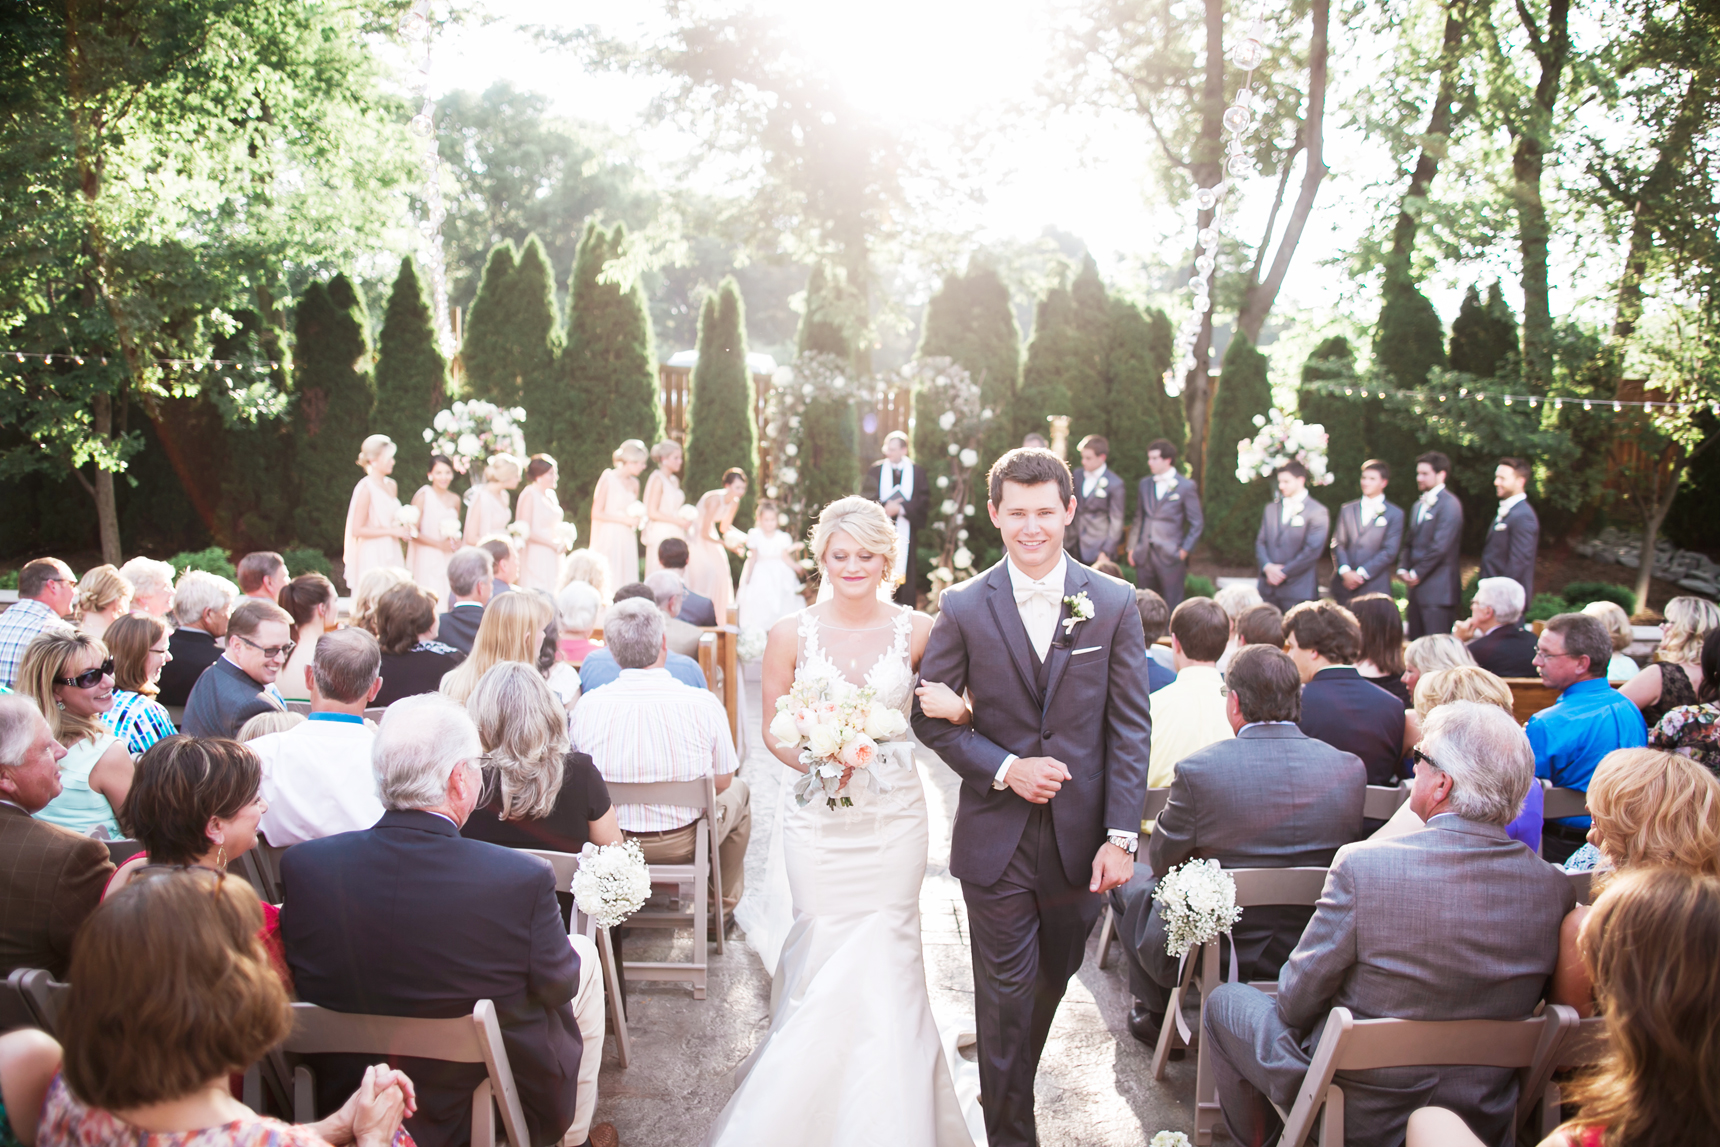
[170, 547, 238, 582]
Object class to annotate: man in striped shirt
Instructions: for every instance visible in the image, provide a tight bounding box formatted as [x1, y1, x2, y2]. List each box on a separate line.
[570, 597, 750, 916]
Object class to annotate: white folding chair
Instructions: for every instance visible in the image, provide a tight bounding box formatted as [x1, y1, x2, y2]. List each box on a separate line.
[1095, 787, 1170, 970]
[284, 700, 313, 716]
[607, 776, 723, 999]
[1362, 784, 1411, 821]
[1520, 1011, 1606, 1139]
[283, 1001, 530, 1147]
[1540, 781, 1588, 859]
[1276, 1006, 1574, 1147]
[523, 849, 632, 1068]
[1565, 868, 1592, 904]
[363, 705, 388, 723]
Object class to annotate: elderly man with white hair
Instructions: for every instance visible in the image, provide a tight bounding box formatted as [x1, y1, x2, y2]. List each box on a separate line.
[281, 692, 614, 1147]
[117, 556, 176, 617]
[1457, 575, 1539, 678]
[1203, 700, 1574, 1147]
[644, 569, 703, 657]
[156, 569, 239, 708]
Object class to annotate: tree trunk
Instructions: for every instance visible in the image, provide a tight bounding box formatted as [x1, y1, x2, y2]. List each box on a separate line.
[1185, 0, 1226, 488]
[1511, 0, 1570, 390]
[90, 393, 122, 563]
[1611, 69, 1710, 341]
[1236, 0, 1330, 342]
[1381, 1, 1467, 288]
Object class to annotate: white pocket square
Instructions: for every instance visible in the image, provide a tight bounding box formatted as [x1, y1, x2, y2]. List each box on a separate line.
[1071, 645, 1103, 656]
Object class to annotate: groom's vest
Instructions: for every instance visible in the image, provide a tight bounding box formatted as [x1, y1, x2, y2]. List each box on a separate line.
[1030, 642, 1051, 696]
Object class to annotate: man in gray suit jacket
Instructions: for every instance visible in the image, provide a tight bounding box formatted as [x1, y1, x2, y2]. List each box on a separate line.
[1067, 434, 1128, 566]
[1204, 700, 1574, 1147]
[1112, 645, 1365, 1043]
[1478, 457, 1539, 601]
[1129, 438, 1203, 610]
[1330, 459, 1406, 606]
[1397, 451, 1466, 638]
[1256, 461, 1331, 611]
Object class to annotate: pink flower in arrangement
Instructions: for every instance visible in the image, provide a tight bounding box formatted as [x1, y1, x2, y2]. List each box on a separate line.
[837, 734, 878, 771]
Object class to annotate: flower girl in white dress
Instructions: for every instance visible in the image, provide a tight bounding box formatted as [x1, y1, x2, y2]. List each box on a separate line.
[735, 501, 804, 633]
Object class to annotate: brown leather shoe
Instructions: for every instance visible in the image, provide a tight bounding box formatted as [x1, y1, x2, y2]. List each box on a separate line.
[585, 1123, 619, 1147]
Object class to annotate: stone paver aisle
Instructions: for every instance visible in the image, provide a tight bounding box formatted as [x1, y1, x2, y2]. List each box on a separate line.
[593, 665, 1197, 1144]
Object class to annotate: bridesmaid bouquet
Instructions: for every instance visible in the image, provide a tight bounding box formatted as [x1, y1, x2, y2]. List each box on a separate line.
[625, 499, 648, 525]
[395, 504, 421, 530]
[678, 504, 699, 525]
[722, 527, 748, 553]
[769, 677, 909, 810]
[554, 522, 579, 552]
[571, 840, 652, 930]
[1151, 859, 1244, 958]
[438, 518, 463, 540]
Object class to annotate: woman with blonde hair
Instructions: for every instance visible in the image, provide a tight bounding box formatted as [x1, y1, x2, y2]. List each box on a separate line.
[463, 452, 520, 545]
[72, 565, 133, 639]
[342, 434, 409, 593]
[589, 440, 649, 590]
[513, 454, 567, 593]
[1550, 746, 1720, 1014]
[16, 631, 134, 838]
[686, 467, 747, 621]
[642, 439, 688, 577]
[345, 566, 408, 637]
[1582, 600, 1641, 683]
[1402, 632, 1476, 698]
[557, 548, 612, 605]
[438, 591, 553, 705]
[1622, 594, 1719, 727]
[236, 710, 305, 742]
[102, 614, 177, 755]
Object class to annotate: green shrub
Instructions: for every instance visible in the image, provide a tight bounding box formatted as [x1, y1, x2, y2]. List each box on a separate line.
[290, 274, 374, 553]
[684, 278, 757, 528]
[1201, 334, 1274, 563]
[372, 256, 449, 485]
[1184, 574, 1216, 599]
[0, 570, 18, 590]
[1526, 593, 1568, 623]
[169, 547, 238, 582]
[1561, 581, 1636, 615]
[279, 547, 334, 579]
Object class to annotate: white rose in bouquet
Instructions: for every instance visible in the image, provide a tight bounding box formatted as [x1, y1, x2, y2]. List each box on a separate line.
[678, 504, 699, 524]
[768, 708, 804, 749]
[863, 705, 908, 741]
[395, 504, 422, 529]
[625, 499, 647, 524]
[723, 527, 748, 552]
[508, 521, 529, 541]
[439, 518, 463, 540]
[805, 722, 844, 759]
[554, 522, 579, 551]
[570, 840, 652, 930]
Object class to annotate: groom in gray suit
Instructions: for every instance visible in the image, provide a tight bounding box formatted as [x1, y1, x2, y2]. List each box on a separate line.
[914, 447, 1154, 1147]
[1203, 700, 1573, 1147]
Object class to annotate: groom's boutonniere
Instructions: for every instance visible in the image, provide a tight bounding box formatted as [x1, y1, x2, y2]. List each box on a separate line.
[1061, 591, 1095, 636]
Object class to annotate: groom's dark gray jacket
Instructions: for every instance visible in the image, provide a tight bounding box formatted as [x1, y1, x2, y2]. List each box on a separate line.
[913, 559, 1154, 888]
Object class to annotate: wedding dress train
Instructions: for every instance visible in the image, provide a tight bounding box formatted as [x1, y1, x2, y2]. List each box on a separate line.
[706, 608, 976, 1147]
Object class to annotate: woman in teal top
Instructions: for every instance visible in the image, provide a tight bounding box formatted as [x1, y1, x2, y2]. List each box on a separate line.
[15, 631, 134, 838]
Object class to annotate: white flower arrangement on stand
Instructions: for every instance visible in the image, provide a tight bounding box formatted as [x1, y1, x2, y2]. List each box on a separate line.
[736, 626, 769, 664]
[887, 357, 988, 611]
[760, 352, 850, 538]
[1235, 409, 1334, 486]
[1152, 858, 1244, 959]
[422, 401, 528, 481]
[768, 673, 909, 810]
[571, 840, 652, 930]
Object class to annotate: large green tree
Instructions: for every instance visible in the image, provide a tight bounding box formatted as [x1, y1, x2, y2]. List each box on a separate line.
[372, 257, 448, 485]
[461, 237, 561, 415]
[914, 262, 1021, 468]
[1201, 334, 1274, 563]
[1448, 282, 1519, 379]
[684, 278, 757, 521]
[793, 264, 861, 518]
[1375, 281, 1447, 390]
[1017, 261, 1104, 449]
[1104, 299, 1185, 508]
[291, 275, 374, 553]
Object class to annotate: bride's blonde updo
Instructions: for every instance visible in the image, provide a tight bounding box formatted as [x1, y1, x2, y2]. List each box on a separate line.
[811, 496, 900, 584]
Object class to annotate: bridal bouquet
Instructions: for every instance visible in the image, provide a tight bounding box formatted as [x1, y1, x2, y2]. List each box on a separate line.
[395, 504, 421, 530]
[768, 676, 909, 810]
[571, 839, 652, 930]
[1151, 858, 1243, 958]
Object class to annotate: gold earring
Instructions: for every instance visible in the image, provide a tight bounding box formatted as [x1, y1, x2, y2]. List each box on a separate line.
[215, 841, 228, 871]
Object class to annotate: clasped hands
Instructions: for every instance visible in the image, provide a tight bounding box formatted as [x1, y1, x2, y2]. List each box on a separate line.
[311, 1063, 417, 1147]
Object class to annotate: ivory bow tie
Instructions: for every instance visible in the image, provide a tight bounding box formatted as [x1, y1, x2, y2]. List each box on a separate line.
[1014, 582, 1062, 607]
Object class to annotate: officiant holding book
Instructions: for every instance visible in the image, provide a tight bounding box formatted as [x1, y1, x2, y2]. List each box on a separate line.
[862, 431, 930, 605]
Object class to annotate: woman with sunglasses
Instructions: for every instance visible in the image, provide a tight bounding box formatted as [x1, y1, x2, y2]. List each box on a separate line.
[15, 631, 134, 839]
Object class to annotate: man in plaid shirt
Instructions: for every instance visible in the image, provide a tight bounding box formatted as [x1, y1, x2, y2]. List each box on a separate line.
[0, 559, 77, 689]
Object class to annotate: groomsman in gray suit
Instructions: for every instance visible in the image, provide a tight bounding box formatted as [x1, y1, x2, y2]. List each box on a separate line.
[1479, 456, 1540, 601]
[1203, 700, 1573, 1147]
[1330, 459, 1405, 606]
[1129, 439, 1203, 610]
[1066, 434, 1128, 566]
[1255, 461, 1331, 611]
[1397, 451, 1466, 638]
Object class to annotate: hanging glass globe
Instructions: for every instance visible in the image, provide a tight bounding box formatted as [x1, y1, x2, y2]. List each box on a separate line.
[1227, 154, 1256, 177]
[1222, 104, 1252, 134]
[1231, 38, 1264, 70]
[1189, 276, 1208, 294]
[1196, 254, 1215, 274]
[1198, 227, 1218, 247]
[1191, 295, 1210, 313]
[409, 113, 434, 137]
[1195, 186, 1220, 210]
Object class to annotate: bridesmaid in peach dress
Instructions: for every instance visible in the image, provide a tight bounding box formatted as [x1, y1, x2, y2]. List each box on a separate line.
[590, 440, 648, 590]
[464, 452, 520, 545]
[514, 453, 567, 593]
[408, 453, 463, 601]
[686, 467, 747, 623]
[342, 435, 411, 593]
[642, 439, 689, 577]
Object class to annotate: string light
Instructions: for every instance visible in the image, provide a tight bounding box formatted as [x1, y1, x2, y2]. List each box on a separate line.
[1301, 379, 1713, 415]
[1, 350, 281, 370]
[401, 0, 456, 357]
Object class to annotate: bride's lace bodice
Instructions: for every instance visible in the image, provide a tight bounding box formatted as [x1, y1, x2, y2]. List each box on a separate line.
[796, 607, 916, 715]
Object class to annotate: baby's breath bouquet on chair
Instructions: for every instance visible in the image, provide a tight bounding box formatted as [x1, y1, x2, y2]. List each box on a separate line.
[572, 840, 652, 930]
[1152, 858, 1243, 958]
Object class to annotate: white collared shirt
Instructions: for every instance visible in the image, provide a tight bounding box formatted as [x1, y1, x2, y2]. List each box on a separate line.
[252, 716, 385, 847]
[1006, 552, 1067, 662]
[1416, 483, 1445, 522]
[1496, 492, 1526, 521]
[1279, 494, 1308, 526]
[1153, 471, 1178, 499]
[1358, 494, 1386, 528]
[1147, 665, 1233, 789]
[1082, 468, 1105, 499]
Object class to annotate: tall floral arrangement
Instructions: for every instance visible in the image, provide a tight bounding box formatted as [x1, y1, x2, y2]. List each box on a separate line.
[761, 352, 852, 537]
[423, 400, 528, 485]
[890, 358, 990, 610]
[1235, 409, 1334, 486]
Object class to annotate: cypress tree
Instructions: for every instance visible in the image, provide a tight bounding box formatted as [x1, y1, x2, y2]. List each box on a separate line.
[914, 262, 1021, 469]
[1200, 333, 1274, 563]
[460, 242, 519, 403]
[1104, 299, 1186, 518]
[511, 235, 565, 463]
[1296, 336, 1367, 521]
[684, 277, 757, 523]
[212, 309, 295, 550]
[1448, 281, 1519, 381]
[1019, 257, 1108, 453]
[794, 263, 861, 519]
[564, 220, 664, 519]
[372, 256, 448, 486]
[291, 274, 374, 552]
[1375, 280, 1447, 390]
[1017, 280, 1075, 448]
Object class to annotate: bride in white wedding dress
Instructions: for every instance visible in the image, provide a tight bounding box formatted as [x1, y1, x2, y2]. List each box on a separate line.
[705, 496, 977, 1147]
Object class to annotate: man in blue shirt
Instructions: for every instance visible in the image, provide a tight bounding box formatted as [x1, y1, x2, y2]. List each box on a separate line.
[579, 584, 706, 693]
[1526, 611, 1647, 862]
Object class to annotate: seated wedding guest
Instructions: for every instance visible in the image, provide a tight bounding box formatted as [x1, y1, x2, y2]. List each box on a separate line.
[157, 570, 237, 708]
[1622, 594, 1718, 728]
[373, 583, 464, 707]
[1135, 588, 1177, 689]
[555, 581, 604, 666]
[236, 551, 290, 603]
[101, 613, 177, 755]
[277, 573, 338, 704]
[558, 548, 613, 608]
[0, 559, 76, 690]
[16, 632, 133, 839]
[1651, 628, 1720, 773]
[1348, 592, 1411, 706]
[237, 711, 305, 742]
[182, 599, 292, 739]
[72, 565, 132, 639]
[477, 535, 519, 598]
[6, 869, 415, 1147]
[657, 538, 716, 626]
[435, 547, 493, 656]
[1204, 699, 1574, 1147]
[118, 556, 176, 617]
[0, 695, 112, 978]
[1146, 597, 1234, 790]
[572, 597, 750, 916]
[251, 630, 386, 848]
[1550, 747, 1720, 1011]
[646, 571, 704, 658]
[1115, 644, 1365, 1045]
[438, 591, 551, 706]
[348, 566, 411, 637]
[530, 590, 581, 714]
[283, 694, 610, 1147]
[1401, 631, 1475, 699]
[578, 584, 706, 693]
[1582, 599, 1642, 683]
[1530, 612, 1649, 862]
[1285, 600, 1409, 787]
[1460, 576, 1539, 678]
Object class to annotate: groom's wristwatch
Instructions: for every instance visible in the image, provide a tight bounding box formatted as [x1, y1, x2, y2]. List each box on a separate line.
[1107, 833, 1138, 855]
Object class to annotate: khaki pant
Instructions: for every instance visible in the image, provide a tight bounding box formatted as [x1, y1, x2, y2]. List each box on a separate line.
[627, 779, 751, 912]
[561, 932, 605, 1145]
